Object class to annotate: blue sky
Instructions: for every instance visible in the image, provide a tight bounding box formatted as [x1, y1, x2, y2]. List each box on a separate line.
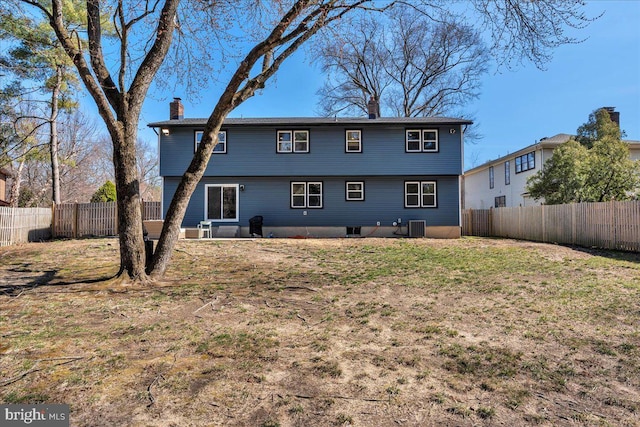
[139, 0, 640, 170]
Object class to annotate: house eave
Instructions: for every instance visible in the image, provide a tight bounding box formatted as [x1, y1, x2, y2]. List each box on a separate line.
[148, 116, 474, 128]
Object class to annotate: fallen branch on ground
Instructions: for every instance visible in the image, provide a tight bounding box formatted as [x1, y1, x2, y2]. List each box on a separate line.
[0, 356, 85, 387]
[146, 353, 178, 407]
[147, 374, 165, 407]
[286, 393, 388, 402]
[283, 286, 318, 292]
[194, 297, 218, 315]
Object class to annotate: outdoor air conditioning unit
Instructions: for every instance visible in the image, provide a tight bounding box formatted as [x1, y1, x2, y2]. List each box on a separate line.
[408, 220, 426, 238]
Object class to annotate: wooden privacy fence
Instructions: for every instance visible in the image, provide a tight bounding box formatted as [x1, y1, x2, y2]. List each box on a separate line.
[53, 201, 161, 238]
[0, 207, 52, 247]
[462, 208, 493, 237]
[463, 201, 640, 252]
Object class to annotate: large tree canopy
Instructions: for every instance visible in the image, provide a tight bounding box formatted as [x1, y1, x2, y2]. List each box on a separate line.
[527, 109, 640, 204]
[0, 10, 81, 204]
[315, 6, 489, 118]
[6, 0, 595, 282]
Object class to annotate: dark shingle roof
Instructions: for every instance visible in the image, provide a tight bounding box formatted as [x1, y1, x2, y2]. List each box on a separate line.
[148, 116, 473, 128]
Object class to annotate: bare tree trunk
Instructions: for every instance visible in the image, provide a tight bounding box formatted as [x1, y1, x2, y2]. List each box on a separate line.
[112, 122, 147, 280]
[50, 64, 62, 205]
[8, 158, 25, 207]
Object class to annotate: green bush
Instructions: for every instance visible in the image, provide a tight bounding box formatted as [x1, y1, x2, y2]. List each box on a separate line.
[91, 180, 116, 203]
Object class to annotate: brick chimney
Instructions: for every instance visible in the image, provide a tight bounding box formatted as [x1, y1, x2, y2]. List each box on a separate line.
[170, 97, 184, 120]
[367, 97, 380, 119]
[602, 106, 620, 127]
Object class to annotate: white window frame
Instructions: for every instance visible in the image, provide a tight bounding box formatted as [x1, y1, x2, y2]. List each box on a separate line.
[291, 181, 323, 208]
[345, 181, 364, 201]
[204, 184, 239, 222]
[195, 130, 227, 153]
[406, 129, 439, 153]
[405, 181, 437, 208]
[345, 130, 362, 153]
[278, 130, 309, 153]
[422, 130, 438, 152]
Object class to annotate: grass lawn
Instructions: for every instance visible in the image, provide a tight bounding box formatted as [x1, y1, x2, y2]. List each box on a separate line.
[0, 237, 639, 426]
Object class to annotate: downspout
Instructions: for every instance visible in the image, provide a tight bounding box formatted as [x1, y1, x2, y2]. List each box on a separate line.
[459, 124, 464, 231]
[151, 126, 164, 220]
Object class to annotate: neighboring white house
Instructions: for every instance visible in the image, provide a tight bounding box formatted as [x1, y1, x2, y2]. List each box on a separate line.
[463, 133, 640, 209]
[0, 168, 10, 207]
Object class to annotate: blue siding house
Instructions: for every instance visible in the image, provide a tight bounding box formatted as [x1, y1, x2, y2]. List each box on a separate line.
[149, 99, 472, 238]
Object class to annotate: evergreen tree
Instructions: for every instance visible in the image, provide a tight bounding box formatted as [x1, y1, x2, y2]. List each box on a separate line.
[527, 140, 589, 204]
[527, 109, 640, 204]
[0, 11, 80, 204]
[91, 180, 117, 203]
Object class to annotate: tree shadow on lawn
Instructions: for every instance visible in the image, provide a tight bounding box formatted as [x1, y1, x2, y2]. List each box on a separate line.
[0, 265, 119, 296]
[567, 245, 640, 264]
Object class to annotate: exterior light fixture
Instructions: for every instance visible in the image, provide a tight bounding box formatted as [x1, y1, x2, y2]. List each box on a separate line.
[161, 128, 170, 136]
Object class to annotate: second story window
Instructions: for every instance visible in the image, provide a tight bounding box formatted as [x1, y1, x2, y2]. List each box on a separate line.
[489, 166, 495, 189]
[515, 152, 535, 173]
[195, 130, 227, 153]
[278, 130, 309, 153]
[406, 129, 439, 152]
[505, 161, 511, 185]
[346, 130, 362, 153]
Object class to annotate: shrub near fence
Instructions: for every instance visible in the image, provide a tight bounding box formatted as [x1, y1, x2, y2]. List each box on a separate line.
[0, 207, 52, 247]
[463, 201, 640, 252]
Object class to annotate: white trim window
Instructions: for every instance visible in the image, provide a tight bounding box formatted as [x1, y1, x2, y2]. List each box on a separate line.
[405, 181, 437, 208]
[278, 130, 309, 153]
[345, 181, 364, 201]
[406, 129, 439, 152]
[195, 130, 227, 153]
[291, 181, 323, 208]
[205, 184, 238, 221]
[346, 130, 362, 153]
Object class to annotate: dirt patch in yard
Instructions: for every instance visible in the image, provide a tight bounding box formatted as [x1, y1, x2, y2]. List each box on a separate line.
[1, 237, 639, 426]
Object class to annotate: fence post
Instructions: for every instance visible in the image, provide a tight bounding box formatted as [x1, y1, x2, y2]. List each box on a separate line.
[51, 202, 56, 238]
[488, 208, 493, 237]
[571, 203, 576, 245]
[73, 203, 78, 239]
[610, 200, 616, 250]
[541, 205, 546, 243]
[9, 205, 15, 246]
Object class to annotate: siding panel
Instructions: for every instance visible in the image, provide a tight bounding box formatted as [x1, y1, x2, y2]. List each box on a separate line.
[164, 176, 460, 228]
[160, 125, 462, 177]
